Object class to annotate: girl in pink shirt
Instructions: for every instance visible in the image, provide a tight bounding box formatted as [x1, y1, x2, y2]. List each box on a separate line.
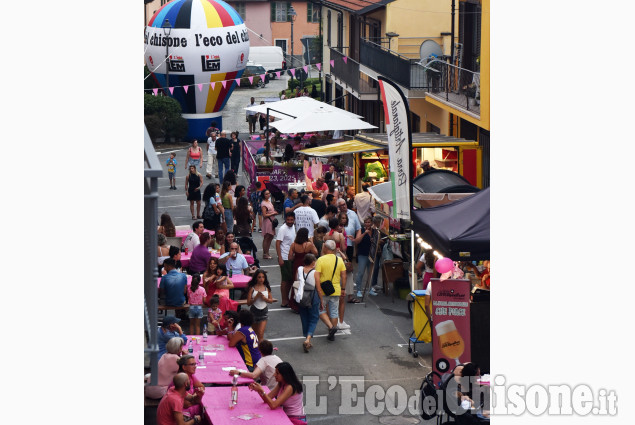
[187, 274, 207, 335]
[248, 362, 305, 423]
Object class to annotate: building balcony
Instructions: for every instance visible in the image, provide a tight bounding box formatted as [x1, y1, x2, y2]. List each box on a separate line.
[359, 38, 427, 90]
[418, 59, 481, 118]
[329, 47, 378, 100]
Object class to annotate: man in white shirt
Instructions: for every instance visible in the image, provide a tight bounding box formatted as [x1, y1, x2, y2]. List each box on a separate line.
[276, 212, 296, 307]
[228, 339, 281, 390]
[183, 221, 204, 252]
[218, 242, 251, 275]
[246, 97, 257, 134]
[293, 195, 320, 238]
[206, 131, 218, 179]
[353, 183, 374, 222]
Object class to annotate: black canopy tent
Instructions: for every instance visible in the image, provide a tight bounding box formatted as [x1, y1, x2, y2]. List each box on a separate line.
[411, 187, 490, 261]
[413, 169, 480, 194]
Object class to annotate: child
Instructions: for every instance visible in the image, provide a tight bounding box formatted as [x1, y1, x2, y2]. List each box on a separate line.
[250, 182, 263, 233]
[166, 153, 177, 190]
[207, 295, 223, 334]
[187, 274, 207, 335]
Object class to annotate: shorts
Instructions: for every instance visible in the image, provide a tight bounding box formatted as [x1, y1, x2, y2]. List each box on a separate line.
[319, 295, 340, 319]
[168, 171, 175, 179]
[248, 115, 257, 124]
[280, 260, 294, 282]
[188, 305, 203, 319]
[188, 159, 200, 167]
[250, 305, 269, 322]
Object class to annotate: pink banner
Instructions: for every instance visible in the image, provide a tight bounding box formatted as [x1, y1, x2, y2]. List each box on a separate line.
[183, 85, 188, 93]
[316, 63, 321, 71]
[221, 80, 227, 89]
[168, 87, 174, 94]
[290, 68, 296, 77]
[152, 88, 158, 96]
[248, 76, 253, 84]
[430, 279, 471, 379]
[210, 82, 215, 90]
[343, 56, 348, 64]
[235, 78, 241, 86]
[330, 59, 335, 68]
[303, 65, 308, 73]
[198, 83, 203, 91]
[275, 71, 281, 78]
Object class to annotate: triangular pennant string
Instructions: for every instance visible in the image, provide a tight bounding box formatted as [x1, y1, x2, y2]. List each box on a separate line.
[316, 63, 322, 71]
[248, 76, 253, 84]
[330, 60, 335, 68]
[169, 87, 174, 94]
[290, 69, 296, 77]
[197, 84, 203, 92]
[183, 85, 189, 94]
[210, 82, 216, 90]
[221, 80, 227, 89]
[152, 88, 158, 96]
[275, 71, 281, 78]
[235, 78, 241, 86]
[343, 56, 348, 64]
[303, 66, 308, 73]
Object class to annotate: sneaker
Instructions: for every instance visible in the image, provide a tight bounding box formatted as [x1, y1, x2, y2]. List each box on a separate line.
[327, 327, 337, 341]
[258, 229, 262, 233]
[337, 321, 351, 330]
[356, 291, 362, 298]
[369, 288, 378, 296]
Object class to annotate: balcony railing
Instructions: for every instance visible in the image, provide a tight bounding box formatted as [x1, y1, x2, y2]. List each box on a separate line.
[359, 39, 427, 89]
[330, 47, 377, 96]
[418, 59, 481, 114]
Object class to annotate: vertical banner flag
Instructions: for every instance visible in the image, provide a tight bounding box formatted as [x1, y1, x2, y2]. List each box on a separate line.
[378, 77, 412, 221]
[430, 279, 471, 378]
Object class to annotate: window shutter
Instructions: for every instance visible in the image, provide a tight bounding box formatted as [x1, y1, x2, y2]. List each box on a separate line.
[287, 2, 292, 22]
[327, 10, 331, 46]
[307, 3, 311, 22]
[271, 2, 275, 22]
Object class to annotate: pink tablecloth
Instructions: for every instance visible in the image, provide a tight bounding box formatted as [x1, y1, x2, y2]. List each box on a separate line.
[188, 335, 250, 385]
[202, 387, 294, 425]
[175, 229, 215, 241]
[181, 251, 254, 268]
[157, 273, 250, 290]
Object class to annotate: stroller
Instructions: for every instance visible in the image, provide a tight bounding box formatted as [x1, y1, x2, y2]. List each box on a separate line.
[237, 236, 260, 268]
[263, 180, 285, 214]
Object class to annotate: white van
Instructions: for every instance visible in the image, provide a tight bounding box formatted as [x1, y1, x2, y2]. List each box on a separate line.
[247, 46, 286, 78]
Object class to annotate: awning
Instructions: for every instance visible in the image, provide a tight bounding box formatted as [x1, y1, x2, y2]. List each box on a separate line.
[271, 109, 376, 133]
[367, 182, 394, 206]
[245, 97, 363, 119]
[299, 139, 383, 157]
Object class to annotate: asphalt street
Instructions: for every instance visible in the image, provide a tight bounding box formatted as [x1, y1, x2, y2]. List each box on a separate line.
[151, 75, 433, 424]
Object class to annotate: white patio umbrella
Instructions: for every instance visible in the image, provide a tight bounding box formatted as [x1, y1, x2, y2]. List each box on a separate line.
[244, 96, 363, 119]
[270, 108, 377, 133]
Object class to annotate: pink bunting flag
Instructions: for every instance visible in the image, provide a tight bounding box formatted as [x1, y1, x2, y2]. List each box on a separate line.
[210, 82, 216, 91]
[221, 80, 227, 89]
[290, 68, 296, 77]
[197, 84, 203, 92]
[183, 85, 189, 94]
[248, 76, 253, 84]
[330, 60, 335, 68]
[260, 74, 266, 82]
[275, 71, 281, 78]
[343, 56, 348, 64]
[169, 87, 174, 95]
[303, 66, 308, 73]
[316, 63, 321, 71]
[235, 78, 241, 86]
[152, 88, 158, 96]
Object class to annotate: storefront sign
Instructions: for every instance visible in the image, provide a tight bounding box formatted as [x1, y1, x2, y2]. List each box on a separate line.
[430, 279, 471, 376]
[378, 77, 412, 221]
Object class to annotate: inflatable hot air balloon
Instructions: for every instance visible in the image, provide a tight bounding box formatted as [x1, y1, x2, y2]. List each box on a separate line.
[144, 0, 250, 139]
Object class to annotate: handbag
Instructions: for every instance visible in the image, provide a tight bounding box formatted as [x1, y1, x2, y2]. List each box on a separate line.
[271, 217, 279, 229]
[320, 257, 338, 296]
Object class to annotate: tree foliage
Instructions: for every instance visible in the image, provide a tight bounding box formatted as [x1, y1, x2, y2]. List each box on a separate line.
[144, 93, 188, 142]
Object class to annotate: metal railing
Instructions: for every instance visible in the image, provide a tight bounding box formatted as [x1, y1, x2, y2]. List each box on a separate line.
[417, 59, 481, 113]
[329, 47, 377, 95]
[359, 39, 427, 89]
[144, 125, 163, 385]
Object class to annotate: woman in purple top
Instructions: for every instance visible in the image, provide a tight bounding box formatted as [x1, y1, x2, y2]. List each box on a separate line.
[248, 362, 305, 423]
[188, 232, 212, 274]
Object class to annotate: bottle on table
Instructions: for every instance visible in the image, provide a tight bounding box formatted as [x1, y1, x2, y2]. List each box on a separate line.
[188, 340, 194, 354]
[203, 324, 208, 342]
[230, 375, 239, 409]
[228, 269, 233, 278]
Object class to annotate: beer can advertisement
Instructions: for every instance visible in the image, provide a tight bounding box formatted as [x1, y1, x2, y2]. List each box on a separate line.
[430, 279, 471, 376]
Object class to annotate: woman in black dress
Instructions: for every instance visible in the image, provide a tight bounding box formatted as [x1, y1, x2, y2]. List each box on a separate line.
[185, 165, 203, 219]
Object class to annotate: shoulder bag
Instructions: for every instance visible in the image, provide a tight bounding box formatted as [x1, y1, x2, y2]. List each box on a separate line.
[300, 268, 316, 308]
[320, 257, 338, 296]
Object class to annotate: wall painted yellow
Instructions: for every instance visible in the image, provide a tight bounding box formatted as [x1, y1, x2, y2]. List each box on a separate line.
[385, 0, 456, 54]
[410, 98, 450, 134]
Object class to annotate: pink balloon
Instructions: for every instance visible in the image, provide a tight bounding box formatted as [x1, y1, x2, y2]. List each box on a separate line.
[435, 257, 454, 274]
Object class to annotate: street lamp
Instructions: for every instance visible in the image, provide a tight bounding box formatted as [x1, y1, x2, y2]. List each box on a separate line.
[162, 18, 172, 95]
[289, 5, 297, 82]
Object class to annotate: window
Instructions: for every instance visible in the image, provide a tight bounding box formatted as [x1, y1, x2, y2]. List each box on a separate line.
[271, 2, 291, 22]
[231, 3, 246, 21]
[327, 10, 331, 46]
[307, 2, 320, 23]
[275, 39, 288, 55]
